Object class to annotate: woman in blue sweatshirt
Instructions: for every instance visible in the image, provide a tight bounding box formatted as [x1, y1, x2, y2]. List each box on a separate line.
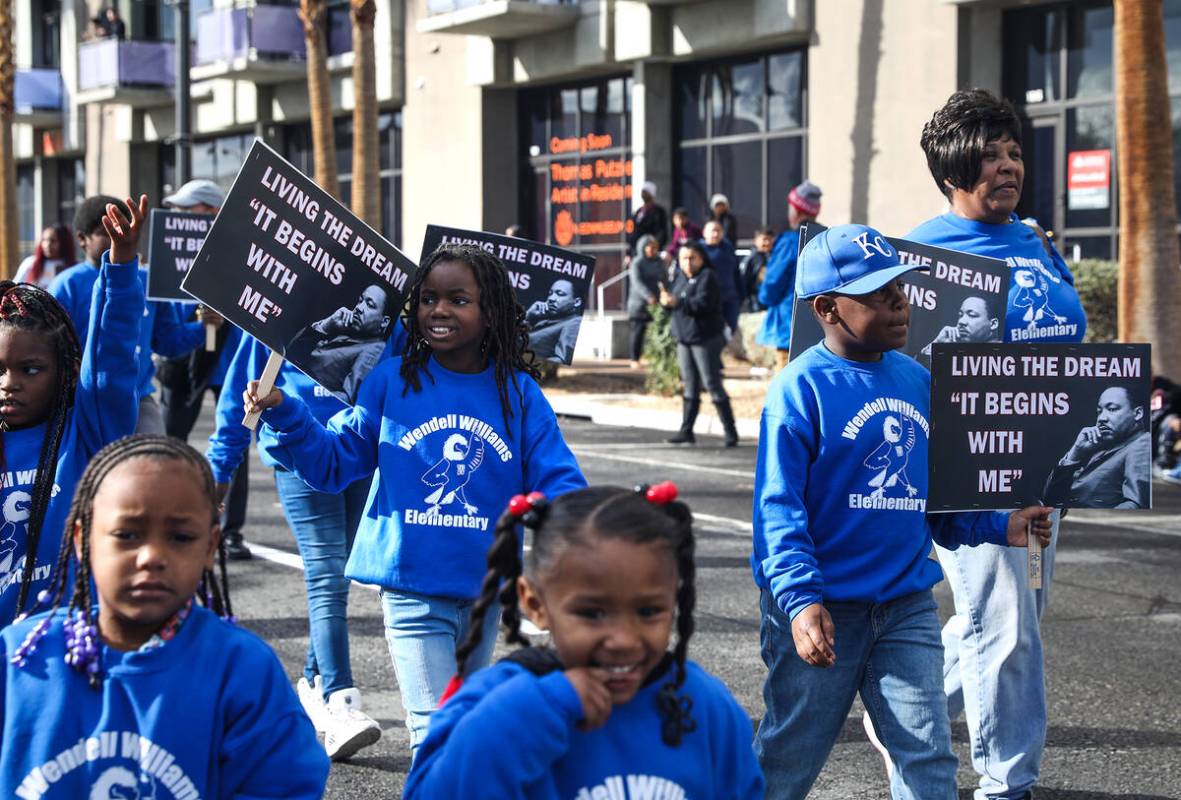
[908, 89, 1086, 800]
[752, 225, 1052, 799]
[245, 243, 586, 758]
[405, 485, 764, 800]
[206, 327, 405, 761]
[0, 197, 147, 628]
[1, 435, 327, 799]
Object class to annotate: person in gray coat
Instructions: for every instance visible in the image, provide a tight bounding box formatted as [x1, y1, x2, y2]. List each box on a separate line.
[626, 234, 668, 367]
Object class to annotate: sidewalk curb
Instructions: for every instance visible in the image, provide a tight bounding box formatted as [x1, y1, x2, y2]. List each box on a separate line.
[547, 392, 761, 440]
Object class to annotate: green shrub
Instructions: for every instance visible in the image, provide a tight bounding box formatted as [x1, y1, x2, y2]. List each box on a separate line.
[643, 305, 682, 396]
[1070, 258, 1118, 342]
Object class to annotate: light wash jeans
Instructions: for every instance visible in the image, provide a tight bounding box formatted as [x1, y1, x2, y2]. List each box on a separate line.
[379, 588, 500, 758]
[756, 589, 957, 800]
[274, 470, 369, 698]
[936, 512, 1059, 800]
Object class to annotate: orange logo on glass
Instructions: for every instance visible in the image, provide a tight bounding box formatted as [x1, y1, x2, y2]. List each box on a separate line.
[554, 210, 576, 247]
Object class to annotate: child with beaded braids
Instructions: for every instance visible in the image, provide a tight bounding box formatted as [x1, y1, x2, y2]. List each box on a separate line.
[0, 435, 329, 798]
[403, 484, 764, 799]
[245, 242, 586, 758]
[0, 197, 148, 628]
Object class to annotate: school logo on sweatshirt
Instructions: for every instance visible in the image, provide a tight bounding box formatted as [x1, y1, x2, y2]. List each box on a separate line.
[573, 774, 688, 800]
[841, 397, 929, 512]
[1005, 258, 1080, 341]
[16, 732, 199, 800]
[397, 413, 513, 533]
[0, 482, 62, 596]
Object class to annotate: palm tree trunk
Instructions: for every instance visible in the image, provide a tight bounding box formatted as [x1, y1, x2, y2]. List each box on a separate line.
[0, 0, 18, 280]
[350, 0, 380, 230]
[1115, 0, 1181, 377]
[300, 0, 340, 199]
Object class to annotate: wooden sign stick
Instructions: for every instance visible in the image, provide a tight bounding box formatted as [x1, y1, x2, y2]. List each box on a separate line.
[242, 351, 284, 431]
[205, 322, 217, 352]
[1027, 520, 1043, 589]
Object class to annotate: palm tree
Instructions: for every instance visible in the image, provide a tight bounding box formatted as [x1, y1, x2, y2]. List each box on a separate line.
[350, 0, 380, 230]
[299, 0, 340, 199]
[0, 0, 18, 279]
[1114, 0, 1181, 376]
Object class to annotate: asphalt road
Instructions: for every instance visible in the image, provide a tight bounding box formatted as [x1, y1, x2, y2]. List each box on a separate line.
[193, 407, 1181, 799]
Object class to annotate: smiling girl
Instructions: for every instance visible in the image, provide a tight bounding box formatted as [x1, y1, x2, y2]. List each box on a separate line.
[244, 243, 586, 759]
[0, 198, 147, 627]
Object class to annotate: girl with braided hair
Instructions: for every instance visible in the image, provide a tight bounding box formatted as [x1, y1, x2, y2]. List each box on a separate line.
[0, 197, 148, 627]
[404, 484, 763, 799]
[245, 242, 585, 759]
[0, 435, 329, 798]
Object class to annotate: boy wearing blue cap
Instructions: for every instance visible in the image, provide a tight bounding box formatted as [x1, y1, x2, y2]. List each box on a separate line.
[751, 224, 1052, 799]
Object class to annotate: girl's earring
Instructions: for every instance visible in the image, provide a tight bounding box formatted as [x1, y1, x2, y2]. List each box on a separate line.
[479, 330, 491, 355]
[0, 419, 9, 433]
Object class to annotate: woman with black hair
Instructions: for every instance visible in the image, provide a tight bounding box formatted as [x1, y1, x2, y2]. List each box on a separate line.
[659, 240, 738, 447]
[902, 89, 1087, 800]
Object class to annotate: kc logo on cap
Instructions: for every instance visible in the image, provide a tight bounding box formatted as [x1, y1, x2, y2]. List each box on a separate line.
[796, 223, 928, 299]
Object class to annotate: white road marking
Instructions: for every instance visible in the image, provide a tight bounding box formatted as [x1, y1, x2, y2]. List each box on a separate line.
[571, 448, 756, 480]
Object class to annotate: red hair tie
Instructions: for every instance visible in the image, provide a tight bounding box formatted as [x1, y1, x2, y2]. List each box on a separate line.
[641, 481, 678, 505]
[508, 491, 547, 526]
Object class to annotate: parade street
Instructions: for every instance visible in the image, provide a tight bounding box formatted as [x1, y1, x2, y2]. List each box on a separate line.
[200, 408, 1181, 800]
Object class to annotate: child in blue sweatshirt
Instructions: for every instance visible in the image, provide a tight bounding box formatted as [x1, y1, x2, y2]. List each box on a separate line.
[50, 195, 215, 434]
[245, 243, 586, 758]
[206, 327, 405, 761]
[751, 224, 1052, 800]
[404, 484, 764, 800]
[0, 197, 148, 627]
[0, 434, 328, 798]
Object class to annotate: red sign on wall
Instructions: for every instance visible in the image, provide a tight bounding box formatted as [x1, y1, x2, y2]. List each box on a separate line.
[1067, 150, 1111, 211]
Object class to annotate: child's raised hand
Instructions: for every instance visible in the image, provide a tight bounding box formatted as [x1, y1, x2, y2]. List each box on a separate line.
[243, 379, 283, 414]
[1006, 505, 1053, 548]
[791, 603, 836, 668]
[103, 194, 150, 265]
[564, 667, 613, 731]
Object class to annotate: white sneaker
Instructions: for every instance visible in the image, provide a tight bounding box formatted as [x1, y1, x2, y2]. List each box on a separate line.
[323, 688, 382, 761]
[297, 676, 327, 734]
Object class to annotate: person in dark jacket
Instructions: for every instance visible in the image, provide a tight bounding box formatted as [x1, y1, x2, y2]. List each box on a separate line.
[739, 226, 776, 313]
[659, 240, 738, 447]
[626, 234, 667, 367]
[626, 181, 669, 255]
[702, 220, 742, 333]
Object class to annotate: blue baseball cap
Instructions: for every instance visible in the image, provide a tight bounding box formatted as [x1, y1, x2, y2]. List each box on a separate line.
[795, 224, 928, 298]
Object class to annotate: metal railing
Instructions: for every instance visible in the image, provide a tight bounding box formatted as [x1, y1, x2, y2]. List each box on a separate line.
[78, 38, 175, 92]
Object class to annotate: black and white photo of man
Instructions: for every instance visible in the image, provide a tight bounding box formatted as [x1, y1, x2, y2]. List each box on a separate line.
[526, 278, 584, 363]
[1043, 385, 1152, 509]
[285, 283, 394, 404]
[918, 295, 1002, 365]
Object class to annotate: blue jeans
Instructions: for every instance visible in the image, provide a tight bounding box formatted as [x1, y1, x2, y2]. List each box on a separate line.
[380, 588, 500, 757]
[936, 512, 1059, 800]
[756, 589, 957, 800]
[274, 469, 370, 698]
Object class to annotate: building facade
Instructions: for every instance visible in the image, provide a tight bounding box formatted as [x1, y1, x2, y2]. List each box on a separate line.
[13, 0, 1181, 307]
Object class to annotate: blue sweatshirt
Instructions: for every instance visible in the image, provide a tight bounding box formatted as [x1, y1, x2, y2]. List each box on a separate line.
[404, 658, 764, 800]
[49, 262, 204, 399]
[0, 606, 328, 799]
[0, 254, 143, 627]
[752, 344, 1009, 620]
[756, 229, 800, 349]
[907, 213, 1087, 343]
[206, 326, 407, 484]
[259, 356, 586, 598]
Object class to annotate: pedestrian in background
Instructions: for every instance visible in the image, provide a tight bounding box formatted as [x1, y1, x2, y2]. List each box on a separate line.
[708, 193, 738, 245]
[15, 223, 75, 288]
[701, 220, 741, 335]
[626, 233, 666, 369]
[661, 240, 738, 447]
[665, 207, 702, 264]
[758, 181, 822, 369]
[740, 225, 776, 313]
[626, 181, 668, 255]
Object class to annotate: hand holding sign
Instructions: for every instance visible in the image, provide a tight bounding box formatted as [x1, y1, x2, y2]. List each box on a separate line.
[1006, 506, 1053, 547]
[103, 195, 150, 264]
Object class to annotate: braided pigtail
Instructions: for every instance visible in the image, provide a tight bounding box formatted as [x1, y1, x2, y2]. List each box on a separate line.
[652, 495, 697, 746]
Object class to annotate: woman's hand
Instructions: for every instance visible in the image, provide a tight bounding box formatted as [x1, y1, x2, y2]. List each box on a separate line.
[103, 195, 150, 265]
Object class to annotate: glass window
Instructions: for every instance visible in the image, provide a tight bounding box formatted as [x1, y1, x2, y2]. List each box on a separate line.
[1065, 105, 1115, 229]
[1002, 7, 1062, 104]
[678, 65, 708, 142]
[1016, 121, 1057, 231]
[58, 158, 84, 229]
[768, 51, 804, 130]
[766, 136, 803, 230]
[192, 140, 216, 182]
[1067, 5, 1114, 99]
[713, 59, 764, 137]
[711, 140, 762, 238]
[1167, 0, 1181, 93]
[17, 164, 35, 251]
[334, 117, 353, 177]
[1060, 235, 1112, 261]
[677, 147, 708, 230]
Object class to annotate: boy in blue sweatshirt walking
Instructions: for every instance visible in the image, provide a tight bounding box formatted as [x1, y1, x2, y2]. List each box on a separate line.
[751, 224, 1052, 799]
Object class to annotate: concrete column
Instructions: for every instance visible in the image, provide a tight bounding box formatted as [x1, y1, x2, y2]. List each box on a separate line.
[480, 88, 518, 235]
[630, 61, 672, 210]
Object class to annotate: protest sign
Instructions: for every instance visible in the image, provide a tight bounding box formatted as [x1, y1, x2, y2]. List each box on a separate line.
[146, 209, 210, 302]
[928, 343, 1152, 511]
[420, 225, 596, 365]
[182, 139, 417, 406]
[787, 225, 1009, 368]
